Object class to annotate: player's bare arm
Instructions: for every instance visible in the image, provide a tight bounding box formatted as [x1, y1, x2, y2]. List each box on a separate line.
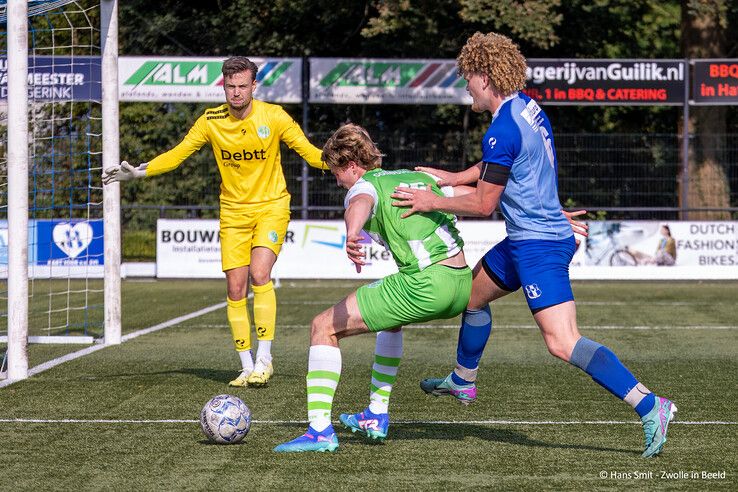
[414, 162, 482, 186]
[392, 179, 504, 218]
[343, 194, 375, 272]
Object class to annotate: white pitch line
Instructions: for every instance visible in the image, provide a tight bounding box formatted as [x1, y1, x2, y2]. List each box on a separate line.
[0, 302, 227, 389]
[0, 418, 735, 425]
[121, 302, 226, 342]
[278, 300, 732, 307]
[186, 323, 738, 331]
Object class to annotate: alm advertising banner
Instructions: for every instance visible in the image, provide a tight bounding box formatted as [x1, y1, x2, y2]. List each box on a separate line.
[119, 57, 302, 103]
[309, 58, 472, 105]
[156, 219, 738, 280]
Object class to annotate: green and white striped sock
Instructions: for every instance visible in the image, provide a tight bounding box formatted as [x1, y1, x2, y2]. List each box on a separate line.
[368, 330, 403, 415]
[306, 345, 341, 432]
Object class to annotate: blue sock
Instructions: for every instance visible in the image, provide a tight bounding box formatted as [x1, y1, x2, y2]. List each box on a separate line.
[451, 306, 491, 385]
[569, 337, 655, 417]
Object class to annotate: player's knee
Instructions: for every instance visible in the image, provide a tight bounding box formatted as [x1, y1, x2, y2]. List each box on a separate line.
[227, 286, 246, 301]
[250, 269, 272, 286]
[310, 312, 331, 342]
[545, 339, 571, 361]
[226, 276, 248, 300]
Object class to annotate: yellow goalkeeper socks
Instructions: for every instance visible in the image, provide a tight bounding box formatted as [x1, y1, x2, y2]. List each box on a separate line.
[227, 297, 251, 352]
[252, 281, 276, 342]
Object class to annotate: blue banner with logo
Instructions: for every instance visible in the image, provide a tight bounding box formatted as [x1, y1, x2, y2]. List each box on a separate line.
[35, 220, 104, 266]
[0, 56, 101, 101]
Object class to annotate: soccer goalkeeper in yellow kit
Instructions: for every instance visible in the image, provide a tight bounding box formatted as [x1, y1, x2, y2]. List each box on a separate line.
[103, 57, 325, 387]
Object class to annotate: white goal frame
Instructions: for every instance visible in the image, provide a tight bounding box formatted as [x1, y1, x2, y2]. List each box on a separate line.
[4, 0, 121, 382]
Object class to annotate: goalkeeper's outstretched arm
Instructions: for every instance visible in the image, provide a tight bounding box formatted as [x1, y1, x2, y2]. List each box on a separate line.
[102, 161, 148, 185]
[104, 113, 208, 185]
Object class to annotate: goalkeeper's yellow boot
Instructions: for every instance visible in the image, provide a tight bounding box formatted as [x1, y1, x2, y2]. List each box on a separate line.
[228, 369, 252, 387]
[246, 356, 273, 386]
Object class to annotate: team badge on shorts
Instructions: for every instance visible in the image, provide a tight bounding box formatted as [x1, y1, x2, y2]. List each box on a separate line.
[257, 125, 271, 138]
[268, 231, 279, 243]
[367, 279, 383, 289]
[524, 283, 542, 299]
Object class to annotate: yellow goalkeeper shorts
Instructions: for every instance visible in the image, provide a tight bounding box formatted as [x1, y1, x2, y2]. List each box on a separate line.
[219, 195, 291, 271]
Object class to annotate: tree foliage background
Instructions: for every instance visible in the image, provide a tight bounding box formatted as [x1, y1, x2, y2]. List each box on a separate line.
[111, 1, 736, 221]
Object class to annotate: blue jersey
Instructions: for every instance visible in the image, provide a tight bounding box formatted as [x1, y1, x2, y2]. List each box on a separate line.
[481, 92, 572, 241]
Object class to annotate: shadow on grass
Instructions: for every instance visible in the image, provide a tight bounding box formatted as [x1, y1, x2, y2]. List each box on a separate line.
[345, 423, 638, 455]
[98, 367, 305, 385]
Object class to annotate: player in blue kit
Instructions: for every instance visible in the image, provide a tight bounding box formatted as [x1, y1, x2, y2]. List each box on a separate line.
[392, 32, 676, 458]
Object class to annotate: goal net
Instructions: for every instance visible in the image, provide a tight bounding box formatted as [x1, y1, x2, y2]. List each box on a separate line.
[1, 0, 119, 380]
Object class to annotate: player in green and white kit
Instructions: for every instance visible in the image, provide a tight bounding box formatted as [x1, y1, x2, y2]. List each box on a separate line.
[274, 124, 474, 453]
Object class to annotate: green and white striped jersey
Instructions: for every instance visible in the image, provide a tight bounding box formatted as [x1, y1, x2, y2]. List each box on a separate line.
[344, 168, 464, 274]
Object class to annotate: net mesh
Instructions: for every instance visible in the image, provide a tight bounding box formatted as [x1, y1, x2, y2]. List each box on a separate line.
[1, 0, 104, 338]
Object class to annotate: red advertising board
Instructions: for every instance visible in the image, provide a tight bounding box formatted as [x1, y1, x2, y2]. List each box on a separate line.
[692, 59, 738, 105]
[523, 59, 686, 105]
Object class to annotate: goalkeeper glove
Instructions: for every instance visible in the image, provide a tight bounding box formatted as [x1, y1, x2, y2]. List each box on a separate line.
[102, 161, 148, 185]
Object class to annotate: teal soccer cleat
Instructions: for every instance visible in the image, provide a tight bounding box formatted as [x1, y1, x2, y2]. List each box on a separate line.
[339, 408, 389, 441]
[641, 396, 677, 458]
[420, 373, 477, 405]
[273, 424, 339, 453]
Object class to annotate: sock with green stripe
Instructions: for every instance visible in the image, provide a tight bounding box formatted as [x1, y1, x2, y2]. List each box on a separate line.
[368, 330, 403, 415]
[306, 345, 342, 432]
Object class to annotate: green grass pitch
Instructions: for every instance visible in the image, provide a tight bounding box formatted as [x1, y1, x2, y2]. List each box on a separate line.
[1, 279, 736, 490]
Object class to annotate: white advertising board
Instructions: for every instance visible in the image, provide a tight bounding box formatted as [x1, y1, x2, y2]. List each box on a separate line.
[155, 219, 738, 280]
[155, 219, 505, 279]
[156, 219, 223, 278]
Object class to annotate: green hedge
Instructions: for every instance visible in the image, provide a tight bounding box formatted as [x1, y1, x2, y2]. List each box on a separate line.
[123, 230, 156, 261]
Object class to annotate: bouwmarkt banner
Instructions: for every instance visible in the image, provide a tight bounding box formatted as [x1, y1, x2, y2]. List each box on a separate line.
[524, 59, 686, 105]
[119, 57, 302, 103]
[310, 58, 472, 105]
[155, 219, 505, 279]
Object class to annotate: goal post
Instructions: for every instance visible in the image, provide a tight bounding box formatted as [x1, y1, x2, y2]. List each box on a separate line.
[1, 0, 120, 382]
[6, 0, 30, 381]
[101, 0, 120, 345]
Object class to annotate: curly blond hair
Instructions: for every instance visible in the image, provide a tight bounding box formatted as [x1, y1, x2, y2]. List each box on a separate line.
[322, 124, 382, 171]
[457, 32, 527, 96]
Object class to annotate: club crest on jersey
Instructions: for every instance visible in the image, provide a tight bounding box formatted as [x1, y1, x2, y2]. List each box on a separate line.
[524, 283, 542, 299]
[257, 125, 270, 138]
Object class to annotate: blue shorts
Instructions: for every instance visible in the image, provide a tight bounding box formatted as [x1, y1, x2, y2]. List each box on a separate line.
[482, 235, 576, 312]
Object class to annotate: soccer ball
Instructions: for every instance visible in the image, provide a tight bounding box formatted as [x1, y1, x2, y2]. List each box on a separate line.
[200, 394, 252, 444]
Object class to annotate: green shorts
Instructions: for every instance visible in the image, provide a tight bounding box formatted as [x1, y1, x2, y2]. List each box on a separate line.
[356, 263, 472, 332]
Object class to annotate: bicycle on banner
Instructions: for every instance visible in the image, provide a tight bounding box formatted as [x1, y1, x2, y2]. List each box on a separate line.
[584, 223, 637, 266]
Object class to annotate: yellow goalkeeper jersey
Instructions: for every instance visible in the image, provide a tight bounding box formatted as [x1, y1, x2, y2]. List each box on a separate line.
[146, 99, 324, 211]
